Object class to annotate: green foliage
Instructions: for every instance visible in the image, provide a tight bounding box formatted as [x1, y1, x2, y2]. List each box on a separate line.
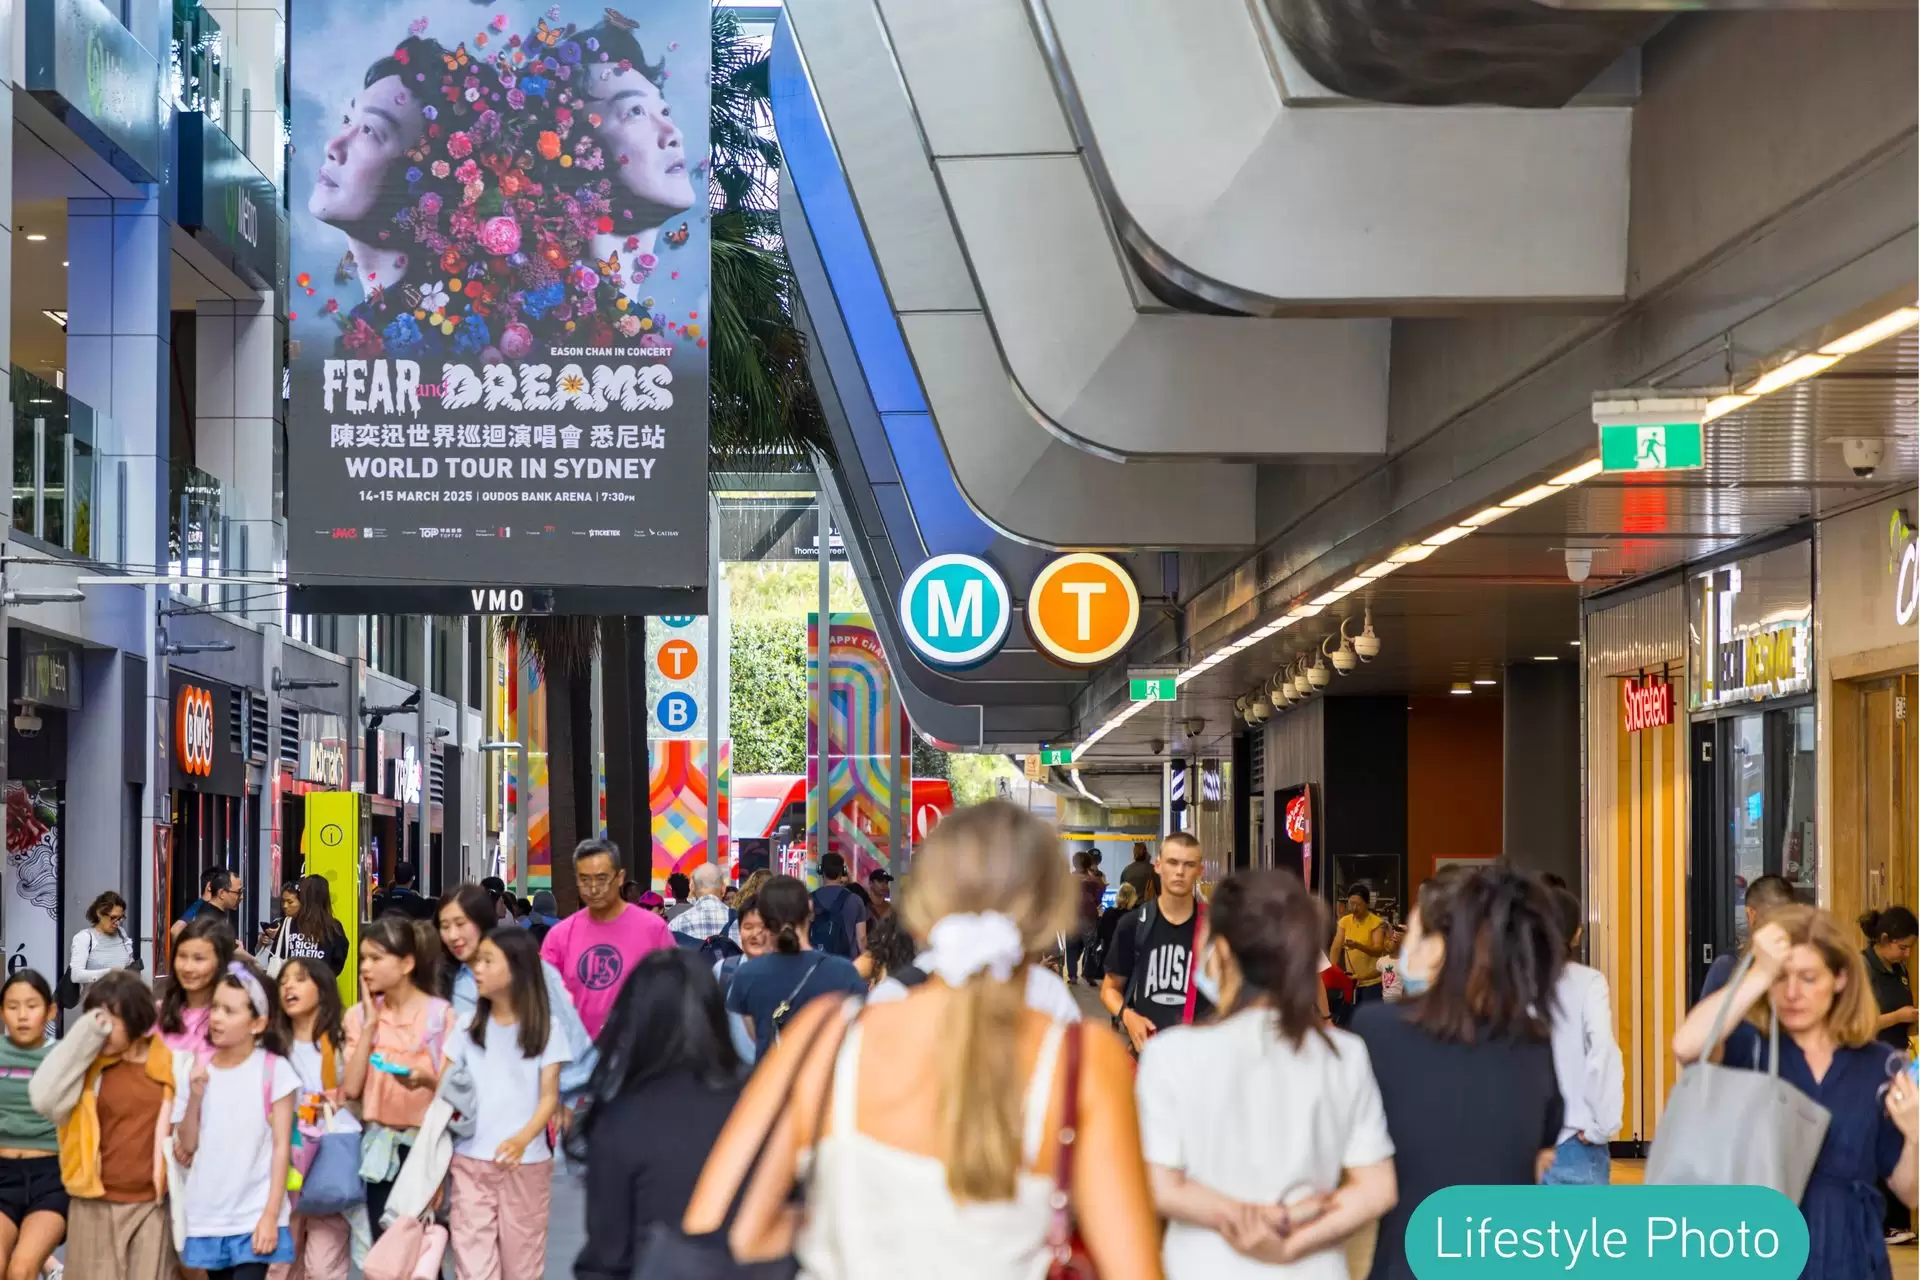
[947, 752, 1019, 808]
[912, 739, 949, 780]
[730, 618, 809, 774]
[725, 561, 867, 622]
[707, 9, 831, 467]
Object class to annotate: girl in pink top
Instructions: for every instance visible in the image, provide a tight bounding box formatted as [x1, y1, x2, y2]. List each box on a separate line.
[156, 915, 236, 1063]
[344, 917, 453, 1230]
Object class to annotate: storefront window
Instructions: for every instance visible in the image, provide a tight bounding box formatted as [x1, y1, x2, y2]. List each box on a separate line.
[11, 368, 98, 558]
[1687, 538, 1817, 995]
[1729, 714, 1765, 949]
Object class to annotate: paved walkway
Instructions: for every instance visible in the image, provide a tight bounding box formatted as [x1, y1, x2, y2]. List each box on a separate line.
[348, 1162, 588, 1277]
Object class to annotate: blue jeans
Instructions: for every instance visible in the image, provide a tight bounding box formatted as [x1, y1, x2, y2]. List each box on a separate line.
[1543, 1137, 1611, 1186]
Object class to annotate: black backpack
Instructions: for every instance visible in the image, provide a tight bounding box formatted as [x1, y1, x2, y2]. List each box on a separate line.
[809, 886, 856, 957]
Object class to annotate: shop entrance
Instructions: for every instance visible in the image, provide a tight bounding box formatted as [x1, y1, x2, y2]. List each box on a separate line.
[1832, 671, 1919, 968]
[1687, 700, 1817, 997]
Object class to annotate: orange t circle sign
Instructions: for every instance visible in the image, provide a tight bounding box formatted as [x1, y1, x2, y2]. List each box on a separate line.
[1026, 553, 1140, 667]
[657, 638, 700, 682]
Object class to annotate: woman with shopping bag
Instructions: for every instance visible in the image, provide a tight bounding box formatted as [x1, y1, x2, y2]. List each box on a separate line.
[1667, 907, 1920, 1280]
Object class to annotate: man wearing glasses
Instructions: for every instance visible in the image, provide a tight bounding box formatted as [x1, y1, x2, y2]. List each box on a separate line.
[539, 838, 674, 1038]
[70, 889, 140, 998]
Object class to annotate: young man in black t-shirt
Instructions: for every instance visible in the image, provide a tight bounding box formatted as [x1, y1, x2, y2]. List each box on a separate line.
[1101, 832, 1212, 1053]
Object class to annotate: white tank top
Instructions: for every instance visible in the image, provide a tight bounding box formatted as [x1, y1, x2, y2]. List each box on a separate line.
[796, 1017, 1067, 1279]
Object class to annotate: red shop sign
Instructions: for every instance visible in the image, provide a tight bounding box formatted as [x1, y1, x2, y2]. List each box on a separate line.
[1284, 792, 1312, 843]
[1622, 675, 1675, 734]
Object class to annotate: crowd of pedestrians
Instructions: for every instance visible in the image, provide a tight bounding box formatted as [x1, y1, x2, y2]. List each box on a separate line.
[0, 803, 1910, 1280]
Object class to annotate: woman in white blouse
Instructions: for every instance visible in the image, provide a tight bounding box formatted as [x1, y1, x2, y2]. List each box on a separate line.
[68, 890, 138, 993]
[1136, 870, 1397, 1279]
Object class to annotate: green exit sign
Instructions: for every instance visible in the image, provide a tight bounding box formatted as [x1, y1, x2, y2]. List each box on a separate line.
[1130, 676, 1177, 702]
[1039, 748, 1074, 766]
[1599, 421, 1704, 472]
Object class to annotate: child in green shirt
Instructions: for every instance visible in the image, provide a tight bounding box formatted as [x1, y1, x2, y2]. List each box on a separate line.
[0, 970, 64, 1279]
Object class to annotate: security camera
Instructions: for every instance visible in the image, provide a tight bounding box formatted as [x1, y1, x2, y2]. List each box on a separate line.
[1148, 738, 1166, 756]
[1840, 437, 1884, 479]
[1248, 701, 1271, 721]
[1183, 718, 1206, 740]
[1565, 547, 1595, 584]
[1351, 610, 1381, 660]
[12, 708, 41, 738]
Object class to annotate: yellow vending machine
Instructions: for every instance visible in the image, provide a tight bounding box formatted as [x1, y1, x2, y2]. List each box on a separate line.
[304, 792, 370, 1003]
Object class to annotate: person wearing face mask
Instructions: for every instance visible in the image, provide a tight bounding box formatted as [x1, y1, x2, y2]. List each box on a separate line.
[1351, 868, 1565, 1280]
[1674, 906, 1919, 1279]
[1136, 871, 1396, 1278]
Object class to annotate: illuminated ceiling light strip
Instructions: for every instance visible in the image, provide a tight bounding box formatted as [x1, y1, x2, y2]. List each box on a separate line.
[1741, 352, 1839, 398]
[1549, 458, 1604, 487]
[1359, 561, 1399, 579]
[1702, 394, 1753, 423]
[1500, 484, 1558, 509]
[1310, 587, 1352, 606]
[1819, 306, 1919, 356]
[1421, 525, 1473, 548]
[1389, 543, 1438, 564]
[1461, 505, 1514, 528]
[1289, 602, 1325, 618]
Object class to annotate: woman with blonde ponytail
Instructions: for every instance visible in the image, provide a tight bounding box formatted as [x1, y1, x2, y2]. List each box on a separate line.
[681, 800, 1162, 1279]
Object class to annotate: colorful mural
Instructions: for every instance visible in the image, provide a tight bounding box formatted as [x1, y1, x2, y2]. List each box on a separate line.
[645, 600, 732, 887]
[650, 740, 731, 883]
[806, 613, 908, 881]
[523, 649, 551, 889]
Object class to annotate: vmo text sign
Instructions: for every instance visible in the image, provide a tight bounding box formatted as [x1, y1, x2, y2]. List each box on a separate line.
[899, 555, 1011, 668]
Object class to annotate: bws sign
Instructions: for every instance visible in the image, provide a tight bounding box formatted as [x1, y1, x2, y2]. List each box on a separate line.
[176, 686, 215, 777]
[899, 555, 1011, 669]
[1622, 676, 1674, 735]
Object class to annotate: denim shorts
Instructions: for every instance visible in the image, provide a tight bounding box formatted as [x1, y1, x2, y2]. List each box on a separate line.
[180, 1227, 296, 1268]
[1542, 1137, 1612, 1186]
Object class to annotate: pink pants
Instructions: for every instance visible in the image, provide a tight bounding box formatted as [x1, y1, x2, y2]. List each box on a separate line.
[448, 1154, 552, 1280]
[266, 1214, 350, 1280]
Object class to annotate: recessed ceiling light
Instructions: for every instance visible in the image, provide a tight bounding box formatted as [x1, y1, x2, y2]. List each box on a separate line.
[24, 234, 46, 242]
[1501, 484, 1559, 509]
[41, 310, 66, 330]
[1473, 678, 1496, 686]
[1450, 681, 1472, 695]
[1422, 525, 1474, 548]
[1570, 640, 1581, 647]
[1549, 459, 1604, 487]
[1533, 655, 1558, 662]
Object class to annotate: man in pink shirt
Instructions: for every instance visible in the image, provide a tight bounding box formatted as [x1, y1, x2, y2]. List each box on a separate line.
[540, 838, 674, 1038]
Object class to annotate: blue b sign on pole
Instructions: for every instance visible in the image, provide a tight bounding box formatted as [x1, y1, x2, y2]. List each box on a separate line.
[898, 554, 1011, 668]
[657, 691, 698, 734]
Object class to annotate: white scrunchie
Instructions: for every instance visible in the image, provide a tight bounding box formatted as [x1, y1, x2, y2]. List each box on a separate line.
[923, 911, 1024, 987]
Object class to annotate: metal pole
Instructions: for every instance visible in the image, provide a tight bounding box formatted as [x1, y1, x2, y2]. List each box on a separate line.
[812, 491, 831, 875]
[889, 674, 904, 870]
[416, 618, 431, 890]
[706, 493, 720, 865]
[514, 642, 529, 891]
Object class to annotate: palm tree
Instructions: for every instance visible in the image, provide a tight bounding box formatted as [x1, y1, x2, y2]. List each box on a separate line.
[499, 616, 598, 912]
[708, 8, 830, 465]
[508, 11, 827, 910]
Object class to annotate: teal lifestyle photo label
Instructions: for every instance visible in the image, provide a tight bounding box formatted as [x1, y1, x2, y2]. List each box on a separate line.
[1406, 1184, 1809, 1278]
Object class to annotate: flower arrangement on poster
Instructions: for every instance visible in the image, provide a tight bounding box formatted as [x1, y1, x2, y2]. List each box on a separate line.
[288, 0, 710, 600]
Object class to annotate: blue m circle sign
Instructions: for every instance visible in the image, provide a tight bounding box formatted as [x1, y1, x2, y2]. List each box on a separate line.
[898, 554, 1011, 668]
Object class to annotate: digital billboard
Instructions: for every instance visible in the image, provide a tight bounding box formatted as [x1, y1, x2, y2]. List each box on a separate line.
[286, 0, 711, 613]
